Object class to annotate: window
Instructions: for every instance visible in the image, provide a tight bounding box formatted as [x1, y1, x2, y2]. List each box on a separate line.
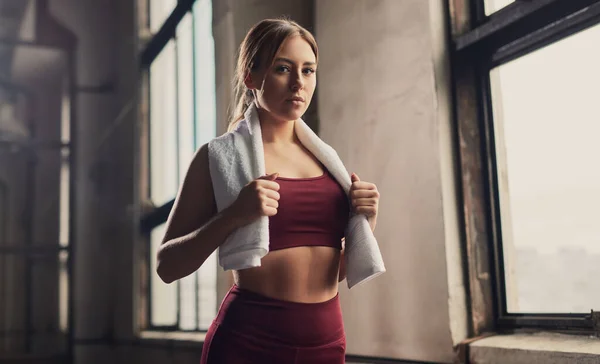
[449, 0, 600, 334]
[149, 39, 178, 207]
[490, 25, 600, 314]
[140, 0, 217, 332]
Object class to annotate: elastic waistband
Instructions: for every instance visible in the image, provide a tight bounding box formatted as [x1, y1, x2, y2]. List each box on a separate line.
[229, 284, 340, 308]
[214, 285, 344, 346]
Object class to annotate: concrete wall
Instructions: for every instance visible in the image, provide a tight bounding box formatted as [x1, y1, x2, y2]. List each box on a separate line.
[316, 0, 465, 362]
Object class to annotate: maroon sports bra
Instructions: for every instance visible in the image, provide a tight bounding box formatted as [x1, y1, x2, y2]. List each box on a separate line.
[268, 171, 349, 251]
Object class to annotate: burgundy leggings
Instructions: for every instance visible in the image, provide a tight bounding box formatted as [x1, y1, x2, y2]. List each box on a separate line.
[200, 285, 346, 364]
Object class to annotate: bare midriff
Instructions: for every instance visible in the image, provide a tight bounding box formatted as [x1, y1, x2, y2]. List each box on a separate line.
[234, 246, 341, 303]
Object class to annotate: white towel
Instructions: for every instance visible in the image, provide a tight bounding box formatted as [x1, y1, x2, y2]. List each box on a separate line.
[208, 103, 386, 288]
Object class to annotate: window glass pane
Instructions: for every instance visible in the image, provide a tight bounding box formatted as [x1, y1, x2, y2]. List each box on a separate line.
[197, 251, 217, 329]
[58, 155, 69, 332]
[150, 40, 178, 206]
[61, 80, 70, 144]
[490, 24, 600, 313]
[179, 272, 196, 331]
[177, 13, 195, 184]
[172, 13, 202, 330]
[58, 250, 69, 332]
[150, 224, 177, 325]
[59, 150, 69, 247]
[60, 81, 70, 247]
[194, 0, 217, 147]
[150, 0, 177, 33]
[485, 0, 515, 15]
[194, 0, 218, 330]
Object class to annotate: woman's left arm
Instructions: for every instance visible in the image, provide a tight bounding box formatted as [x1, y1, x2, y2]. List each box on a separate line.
[349, 173, 379, 232]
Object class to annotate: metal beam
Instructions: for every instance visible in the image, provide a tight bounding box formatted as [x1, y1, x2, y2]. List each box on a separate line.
[455, 0, 600, 53]
[139, 0, 196, 69]
[139, 199, 174, 233]
[491, 1, 600, 65]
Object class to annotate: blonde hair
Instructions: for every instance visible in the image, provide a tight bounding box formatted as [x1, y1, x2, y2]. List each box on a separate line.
[228, 18, 318, 132]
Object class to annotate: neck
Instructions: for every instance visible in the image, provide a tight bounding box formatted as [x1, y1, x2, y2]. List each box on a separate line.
[256, 107, 297, 145]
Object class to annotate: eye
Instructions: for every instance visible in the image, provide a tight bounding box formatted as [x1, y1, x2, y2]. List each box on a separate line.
[275, 65, 291, 73]
[303, 68, 316, 75]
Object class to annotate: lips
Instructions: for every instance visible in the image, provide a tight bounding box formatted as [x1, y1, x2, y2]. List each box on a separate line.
[287, 96, 305, 102]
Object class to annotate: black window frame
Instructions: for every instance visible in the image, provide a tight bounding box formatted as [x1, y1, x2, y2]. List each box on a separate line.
[449, 0, 600, 335]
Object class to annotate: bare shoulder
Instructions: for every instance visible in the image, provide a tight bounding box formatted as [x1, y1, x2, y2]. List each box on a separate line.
[188, 143, 211, 179]
[162, 143, 216, 243]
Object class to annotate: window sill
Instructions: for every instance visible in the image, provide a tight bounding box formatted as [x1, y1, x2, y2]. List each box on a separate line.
[470, 332, 600, 364]
[138, 330, 207, 349]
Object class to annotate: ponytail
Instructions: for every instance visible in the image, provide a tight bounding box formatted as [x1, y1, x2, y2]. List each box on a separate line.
[227, 82, 254, 132]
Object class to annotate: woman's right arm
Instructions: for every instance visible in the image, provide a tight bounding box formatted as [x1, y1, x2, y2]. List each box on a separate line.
[156, 143, 280, 284]
[156, 144, 239, 284]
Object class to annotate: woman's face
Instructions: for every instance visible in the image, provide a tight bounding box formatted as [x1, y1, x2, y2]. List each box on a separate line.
[248, 35, 317, 122]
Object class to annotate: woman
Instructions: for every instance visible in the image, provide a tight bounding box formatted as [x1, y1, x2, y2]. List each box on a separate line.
[156, 18, 380, 363]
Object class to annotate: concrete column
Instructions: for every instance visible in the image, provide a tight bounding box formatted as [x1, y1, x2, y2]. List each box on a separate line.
[315, 0, 466, 362]
[0, 6, 71, 354]
[48, 0, 135, 363]
[28, 69, 67, 354]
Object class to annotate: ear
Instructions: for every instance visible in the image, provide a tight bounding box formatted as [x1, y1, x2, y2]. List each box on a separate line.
[244, 72, 256, 90]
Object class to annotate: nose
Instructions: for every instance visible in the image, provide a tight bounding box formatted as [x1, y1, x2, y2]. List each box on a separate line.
[290, 71, 304, 92]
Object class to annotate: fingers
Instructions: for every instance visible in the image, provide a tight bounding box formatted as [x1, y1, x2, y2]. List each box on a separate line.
[259, 172, 279, 181]
[258, 176, 280, 216]
[350, 189, 379, 199]
[263, 188, 280, 201]
[255, 179, 280, 192]
[349, 175, 379, 219]
[256, 173, 280, 191]
[263, 197, 279, 209]
[350, 173, 376, 192]
[239, 174, 282, 220]
[351, 181, 377, 190]
[351, 196, 378, 216]
[352, 197, 378, 206]
[261, 190, 279, 216]
[258, 188, 279, 217]
[262, 205, 278, 217]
